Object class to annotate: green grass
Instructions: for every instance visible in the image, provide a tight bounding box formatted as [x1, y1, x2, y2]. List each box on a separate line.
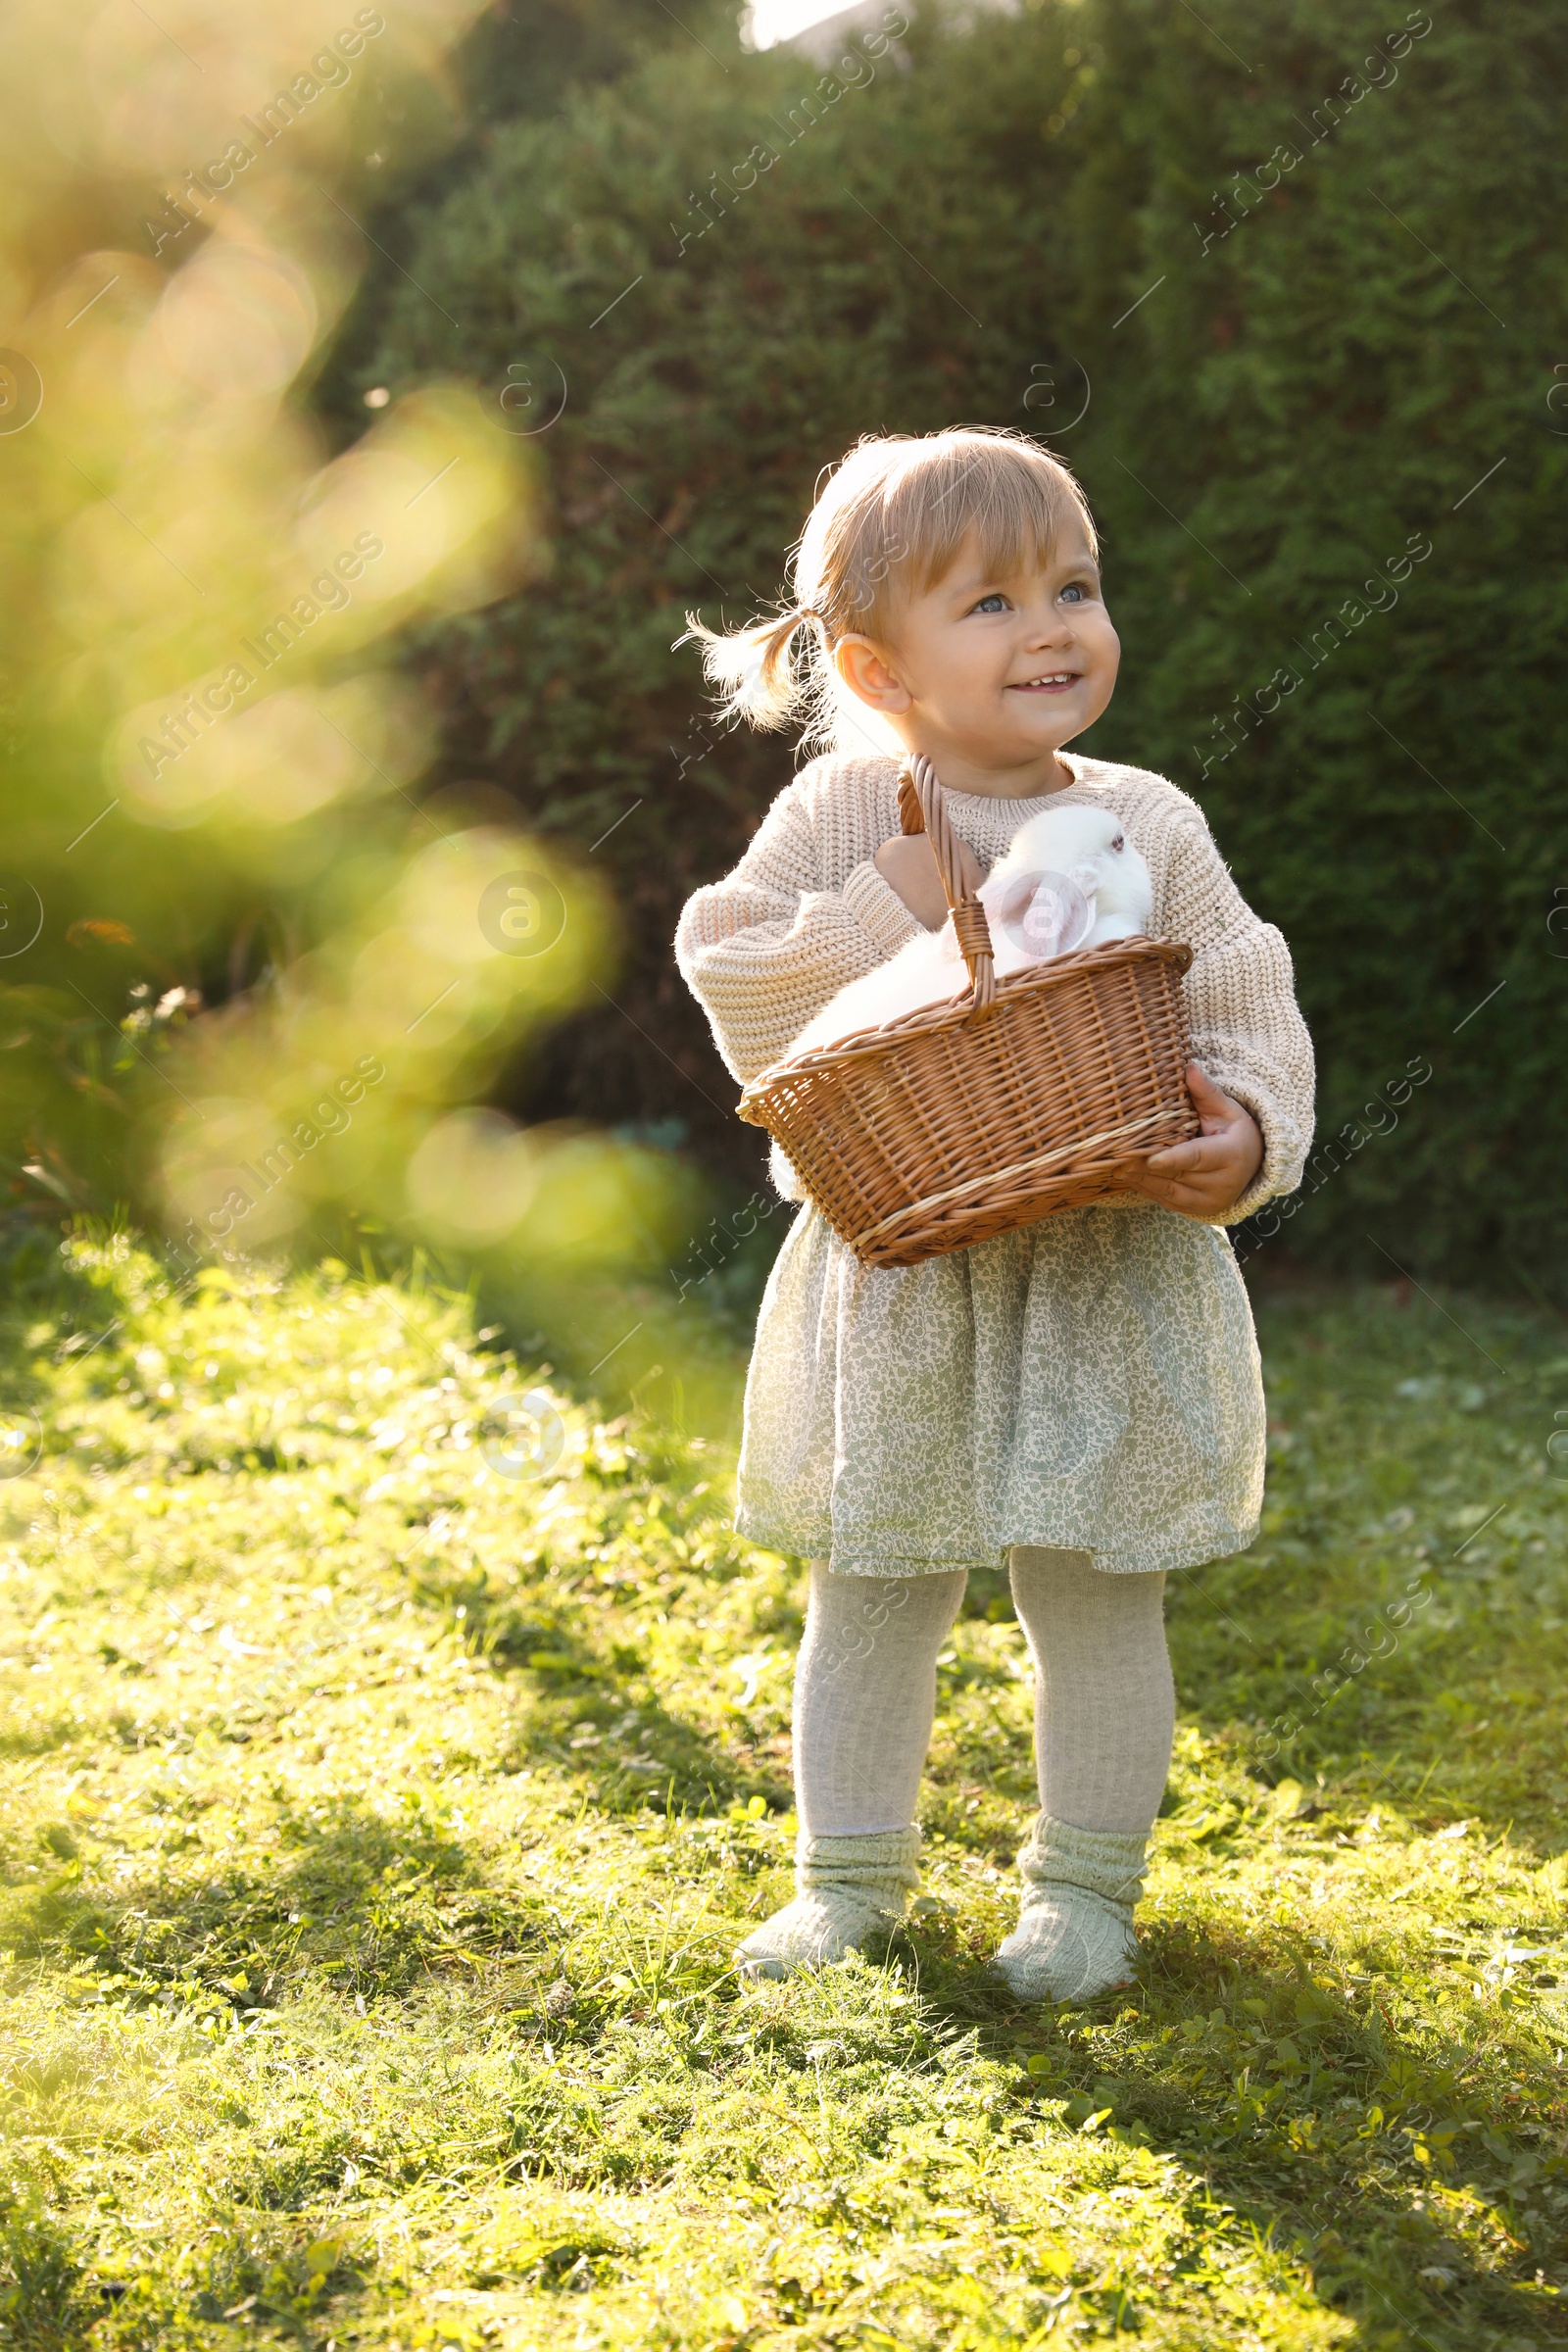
[2, 1227, 1568, 2349]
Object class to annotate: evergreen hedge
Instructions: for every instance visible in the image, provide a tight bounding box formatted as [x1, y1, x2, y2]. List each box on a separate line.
[340, 0, 1568, 1289]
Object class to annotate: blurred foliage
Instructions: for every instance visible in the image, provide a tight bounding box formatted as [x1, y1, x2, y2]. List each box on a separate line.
[314, 0, 717, 444]
[0, 0, 699, 1352]
[452, 0, 704, 130]
[339, 0, 1568, 1288]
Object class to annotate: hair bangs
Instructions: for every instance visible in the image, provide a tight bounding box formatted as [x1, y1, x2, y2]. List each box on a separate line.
[884, 436, 1092, 613]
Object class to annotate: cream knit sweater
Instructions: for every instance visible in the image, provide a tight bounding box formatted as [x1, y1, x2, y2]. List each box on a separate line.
[675, 750, 1314, 1226]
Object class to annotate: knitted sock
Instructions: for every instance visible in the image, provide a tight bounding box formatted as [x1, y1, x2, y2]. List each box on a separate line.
[738, 1568, 961, 1981]
[995, 1549, 1172, 1999]
[735, 1828, 922, 1981]
[994, 1814, 1148, 2000]
[793, 1565, 967, 1835]
[1008, 1546, 1174, 1830]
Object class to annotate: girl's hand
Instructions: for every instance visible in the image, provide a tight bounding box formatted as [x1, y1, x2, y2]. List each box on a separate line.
[1130, 1063, 1263, 1218]
[874, 833, 983, 930]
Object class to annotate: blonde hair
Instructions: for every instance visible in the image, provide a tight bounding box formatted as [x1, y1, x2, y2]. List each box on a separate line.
[683, 427, 1098, 751]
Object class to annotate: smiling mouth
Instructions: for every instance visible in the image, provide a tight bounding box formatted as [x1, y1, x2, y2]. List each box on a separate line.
[1007, 673, 1080, 692]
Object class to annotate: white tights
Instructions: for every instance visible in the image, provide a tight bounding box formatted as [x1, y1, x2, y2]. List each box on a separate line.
[793, 1547, 1175, 1838]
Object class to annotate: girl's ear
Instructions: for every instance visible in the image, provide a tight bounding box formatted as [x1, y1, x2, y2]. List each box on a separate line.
[834, 632, 912, 713]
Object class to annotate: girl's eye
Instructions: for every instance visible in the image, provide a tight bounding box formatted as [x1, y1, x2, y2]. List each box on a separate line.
[970, 592, 1010, 615]
[1059, 582, 1089, 604]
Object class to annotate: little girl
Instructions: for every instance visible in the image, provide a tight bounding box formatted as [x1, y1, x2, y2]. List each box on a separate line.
[675, 428, 1314, 1998]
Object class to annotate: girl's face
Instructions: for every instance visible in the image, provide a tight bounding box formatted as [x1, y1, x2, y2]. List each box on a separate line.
[835, 517, 1120, 794]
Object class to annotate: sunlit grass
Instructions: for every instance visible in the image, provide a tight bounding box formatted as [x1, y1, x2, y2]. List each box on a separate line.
[1, 1229, 1567, 2347]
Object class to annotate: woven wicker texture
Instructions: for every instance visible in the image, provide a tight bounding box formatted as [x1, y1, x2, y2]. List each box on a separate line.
[739, 758, 1199, 1268]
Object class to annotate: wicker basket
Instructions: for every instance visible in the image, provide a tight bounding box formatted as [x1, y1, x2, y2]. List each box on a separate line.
[738, 755, 1199, 1268]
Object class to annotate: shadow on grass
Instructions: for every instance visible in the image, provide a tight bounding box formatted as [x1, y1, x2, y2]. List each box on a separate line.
[890, 1896, 1563, 2352]
[3, 1792, 557, 2005]
[475, 1613, 794, 1822]
[506, 1683, 793, 1822]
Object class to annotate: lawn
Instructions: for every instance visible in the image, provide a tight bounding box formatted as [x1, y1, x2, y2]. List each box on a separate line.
[2, 1225, 1567, 2350]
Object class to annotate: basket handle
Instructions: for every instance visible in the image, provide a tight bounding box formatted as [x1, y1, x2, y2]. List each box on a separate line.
[897, 753, 997, 1009]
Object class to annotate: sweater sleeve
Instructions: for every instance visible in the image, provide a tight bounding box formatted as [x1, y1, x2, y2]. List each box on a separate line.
[674, 782, 925, 1084]
[1162, 809, 1315, 1225]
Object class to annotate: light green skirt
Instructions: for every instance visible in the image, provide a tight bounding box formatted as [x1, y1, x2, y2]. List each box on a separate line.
[735, 1200, 1265, 1578]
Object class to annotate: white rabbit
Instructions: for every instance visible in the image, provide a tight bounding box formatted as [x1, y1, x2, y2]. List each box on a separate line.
[789, 806, 1152, 1056]
[987, 803, 1153, 950]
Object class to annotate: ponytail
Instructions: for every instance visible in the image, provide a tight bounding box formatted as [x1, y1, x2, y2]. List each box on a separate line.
[678, 603, 828, 731]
